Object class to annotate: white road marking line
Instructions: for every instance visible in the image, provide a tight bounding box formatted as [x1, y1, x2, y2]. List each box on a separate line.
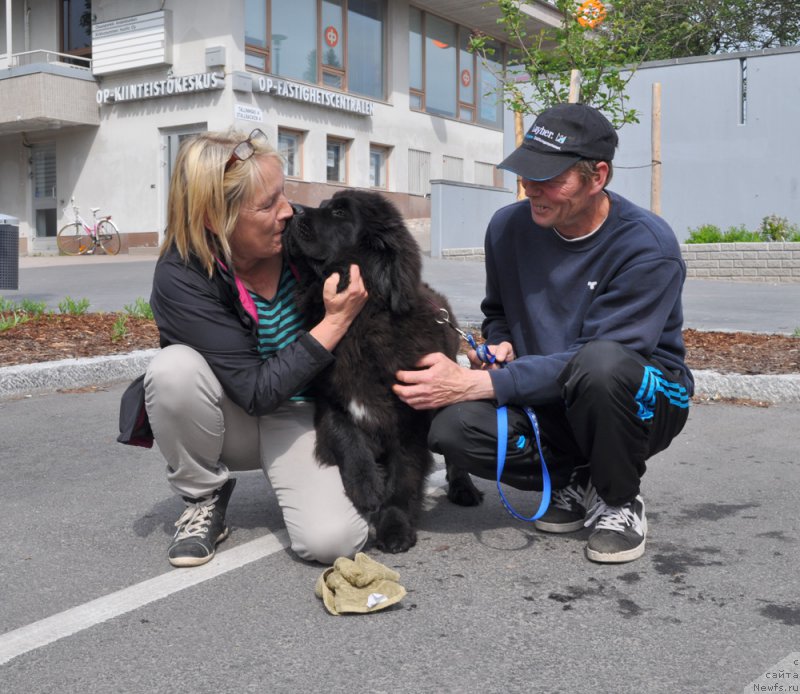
[0, 530, 289, 666]
[1, 472, 451, 666]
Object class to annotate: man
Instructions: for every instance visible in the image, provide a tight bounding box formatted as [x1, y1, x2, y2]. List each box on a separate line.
[393, 103, 693, 564]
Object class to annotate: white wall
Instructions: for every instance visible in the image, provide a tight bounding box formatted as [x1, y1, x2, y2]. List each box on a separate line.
[502, 47, 800, 241]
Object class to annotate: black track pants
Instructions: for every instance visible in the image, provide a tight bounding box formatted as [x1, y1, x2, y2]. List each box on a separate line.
[429, 340, 690, 506]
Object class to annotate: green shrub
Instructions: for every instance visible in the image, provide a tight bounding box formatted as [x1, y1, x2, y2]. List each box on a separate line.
[722, 225, 762, 243]
[58, 296, 91, 315]
[0, 311, 30, 332]
[123, 297, 154, 320]
[686, 224, 723, 243]
[111, 313, 129, 342]
[18, 299, 48, 317]
[759, 215, 800, 241]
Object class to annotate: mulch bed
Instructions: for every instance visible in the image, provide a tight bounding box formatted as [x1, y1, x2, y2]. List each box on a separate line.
[0, 314, 798, 375]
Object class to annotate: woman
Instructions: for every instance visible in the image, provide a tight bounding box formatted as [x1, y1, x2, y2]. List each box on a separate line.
[119, 128, 369, 567]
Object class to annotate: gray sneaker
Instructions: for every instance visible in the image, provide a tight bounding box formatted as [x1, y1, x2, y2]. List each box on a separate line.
[584, 494, 647, 563]
[534, 480, 594, 533]
[168, 478, 236, 568]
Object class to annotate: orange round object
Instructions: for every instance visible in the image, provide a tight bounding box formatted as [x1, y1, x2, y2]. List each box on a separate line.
[575, 0, 606, 29]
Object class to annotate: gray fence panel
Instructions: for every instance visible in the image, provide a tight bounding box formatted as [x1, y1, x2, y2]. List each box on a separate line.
[430, 180, 515, 257]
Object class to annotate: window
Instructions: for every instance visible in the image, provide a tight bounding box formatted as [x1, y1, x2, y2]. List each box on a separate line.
[443, 155, 463, 182]
[408, 149, 431, 196]
[61, 0, 92, 58]
[475, 161, 497, 187]
[245, 0, 385, 99]
[425, 15, 457, 118]
[409, 7, 505, 128]
[327, 138, 349, 183]
[369, 145, 390, 188]
[278, 129, 303, 178]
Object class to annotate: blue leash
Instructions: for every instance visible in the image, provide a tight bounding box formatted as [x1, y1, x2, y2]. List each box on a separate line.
[433, 308, 550, 520]
[496, 406, 551, 521]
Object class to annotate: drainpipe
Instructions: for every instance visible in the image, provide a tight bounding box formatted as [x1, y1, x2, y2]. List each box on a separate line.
[25, 0, 31, 52]
[5, 0, 11, 66]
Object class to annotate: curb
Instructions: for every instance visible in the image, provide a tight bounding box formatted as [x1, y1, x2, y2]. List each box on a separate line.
[1, 351, 798, 404]
[0, 350, 158, 400]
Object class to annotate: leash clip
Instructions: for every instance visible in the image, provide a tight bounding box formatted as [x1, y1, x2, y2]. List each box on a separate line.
[435, 308, 496, 364]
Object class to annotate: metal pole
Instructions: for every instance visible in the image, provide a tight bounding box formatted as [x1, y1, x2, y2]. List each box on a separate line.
[515, 110, 525, 199]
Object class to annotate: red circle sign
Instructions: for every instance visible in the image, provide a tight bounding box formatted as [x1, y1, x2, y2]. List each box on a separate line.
[325, 26, 339, 48]
[461, 69, 471, 87]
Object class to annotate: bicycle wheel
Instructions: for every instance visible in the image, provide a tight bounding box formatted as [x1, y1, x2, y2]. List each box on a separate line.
[96, 219, 121, 255]
[57, 222, 92, 256]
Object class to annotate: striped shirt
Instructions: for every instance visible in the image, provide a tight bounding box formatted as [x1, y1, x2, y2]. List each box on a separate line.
[248, 264, 312, 401]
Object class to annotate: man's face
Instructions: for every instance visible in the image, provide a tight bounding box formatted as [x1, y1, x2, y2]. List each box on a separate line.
[520, 164, 606, 238]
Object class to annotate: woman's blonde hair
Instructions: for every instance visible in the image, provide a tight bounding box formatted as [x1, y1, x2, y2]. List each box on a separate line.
[162, 128, 282, 276]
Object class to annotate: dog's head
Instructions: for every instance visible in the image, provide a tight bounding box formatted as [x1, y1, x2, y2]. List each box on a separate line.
[284, 190, 422, 313]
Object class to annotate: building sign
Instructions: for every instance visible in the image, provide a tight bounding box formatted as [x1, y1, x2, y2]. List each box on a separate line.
[325, 26, 339, 47]
[92, 10, 173, 76]
[235, 103, 264, 123]
[96, 71, 224, 104]
[255, 76, 374, 116]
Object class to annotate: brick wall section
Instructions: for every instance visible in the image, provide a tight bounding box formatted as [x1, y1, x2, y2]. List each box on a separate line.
[680, 242, 800, 282]
[442, 242, 800, 282]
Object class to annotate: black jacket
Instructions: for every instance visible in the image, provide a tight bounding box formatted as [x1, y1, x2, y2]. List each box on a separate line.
[117, 245, 333, 447]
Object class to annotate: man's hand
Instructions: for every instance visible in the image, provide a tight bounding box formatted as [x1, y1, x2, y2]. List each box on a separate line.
[393, 352, 496, 410]
[467, 340, 515, 369]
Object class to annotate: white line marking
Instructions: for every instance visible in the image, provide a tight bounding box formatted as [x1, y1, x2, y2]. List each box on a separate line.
[0, 473, 452, 666]
[0, 530, 289, 666]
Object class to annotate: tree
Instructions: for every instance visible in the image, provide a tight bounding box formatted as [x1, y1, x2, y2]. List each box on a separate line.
[612, 0, 800, 60]
[470, 0, 650, 127]
[470, 0, 800, 127]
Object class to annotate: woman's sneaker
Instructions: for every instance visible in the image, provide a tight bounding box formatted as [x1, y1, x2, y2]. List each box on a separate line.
[584, 495, 647, 563]
[168, 478, 236, 567]
[534, 480, 594, 533]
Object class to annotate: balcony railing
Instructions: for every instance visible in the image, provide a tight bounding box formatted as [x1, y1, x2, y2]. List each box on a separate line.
[2, 50, 92, 72]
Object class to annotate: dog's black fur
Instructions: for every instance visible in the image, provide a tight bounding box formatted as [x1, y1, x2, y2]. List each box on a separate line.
[284, 189, 482, 553]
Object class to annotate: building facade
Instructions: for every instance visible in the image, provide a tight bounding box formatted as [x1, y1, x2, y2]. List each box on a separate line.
[0, 0, 559, 254]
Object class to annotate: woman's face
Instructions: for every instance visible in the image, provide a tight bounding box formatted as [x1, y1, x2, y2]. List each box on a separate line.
[229, 156, 293, 263]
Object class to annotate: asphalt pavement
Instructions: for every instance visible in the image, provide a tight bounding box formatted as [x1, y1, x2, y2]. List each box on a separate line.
[1, 253, 799, 692]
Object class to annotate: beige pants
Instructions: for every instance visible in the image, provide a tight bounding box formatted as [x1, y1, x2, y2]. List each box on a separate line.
[144, 344, 368, 564]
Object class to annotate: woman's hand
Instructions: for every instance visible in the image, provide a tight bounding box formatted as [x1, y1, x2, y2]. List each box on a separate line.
[309, 264, 369, 351]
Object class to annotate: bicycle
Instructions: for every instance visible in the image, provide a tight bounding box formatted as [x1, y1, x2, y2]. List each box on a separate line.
[56, 198, 121, 256]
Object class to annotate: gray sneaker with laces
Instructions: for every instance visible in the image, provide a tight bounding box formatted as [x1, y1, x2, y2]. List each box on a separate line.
[168, 478, 236, 567]
[534, 480, 594, 533]
[584, 494, 647, 563]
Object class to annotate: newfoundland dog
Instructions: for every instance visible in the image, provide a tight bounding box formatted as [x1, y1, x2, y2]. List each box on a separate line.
[284, 189, 482, 553]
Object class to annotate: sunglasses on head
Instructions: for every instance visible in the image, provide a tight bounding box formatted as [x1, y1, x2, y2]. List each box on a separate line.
[224, 128, 269, 172]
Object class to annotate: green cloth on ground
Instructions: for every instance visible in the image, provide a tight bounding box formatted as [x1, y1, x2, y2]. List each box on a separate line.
[315, 552, 407, 615]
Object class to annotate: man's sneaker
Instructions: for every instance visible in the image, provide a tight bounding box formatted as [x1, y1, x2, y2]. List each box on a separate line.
[534, 480, 594, 533]
[168, 478, 236, 568]
[584, 495, 647, 563]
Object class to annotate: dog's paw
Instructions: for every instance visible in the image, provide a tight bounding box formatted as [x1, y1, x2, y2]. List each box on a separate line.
[374, 507, 417, 554]
[345, 475, 384, 516]
[446, 468, 484, 507]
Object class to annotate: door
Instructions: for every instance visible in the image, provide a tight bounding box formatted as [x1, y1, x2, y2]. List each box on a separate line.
[32, 143, 57, 239]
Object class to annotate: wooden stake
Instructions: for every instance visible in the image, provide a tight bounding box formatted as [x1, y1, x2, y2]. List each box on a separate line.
[651, 82, 662, 215]
[568, 69, 582, 103]
[515, 110, 525, 200]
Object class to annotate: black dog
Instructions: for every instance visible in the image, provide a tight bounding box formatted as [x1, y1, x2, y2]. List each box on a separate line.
[284, 189, 482, 552]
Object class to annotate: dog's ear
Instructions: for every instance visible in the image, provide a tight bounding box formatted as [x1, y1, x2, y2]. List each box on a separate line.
[368, 242, 420, 313]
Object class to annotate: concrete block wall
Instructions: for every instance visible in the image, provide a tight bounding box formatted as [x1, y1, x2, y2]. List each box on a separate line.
[680, 243, 800, 282]
[441, 242, 800, 283]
